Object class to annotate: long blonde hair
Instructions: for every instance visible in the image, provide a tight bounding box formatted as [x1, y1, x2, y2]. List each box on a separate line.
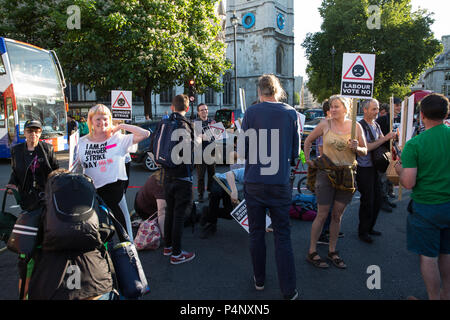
[87, 104, 113, 136]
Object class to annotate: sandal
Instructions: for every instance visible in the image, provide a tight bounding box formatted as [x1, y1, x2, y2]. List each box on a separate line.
[306, 252, 329, 268]
[327, 251, 347, 269]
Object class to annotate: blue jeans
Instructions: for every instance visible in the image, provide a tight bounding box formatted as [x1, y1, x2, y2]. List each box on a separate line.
[244, 183, 296, 297]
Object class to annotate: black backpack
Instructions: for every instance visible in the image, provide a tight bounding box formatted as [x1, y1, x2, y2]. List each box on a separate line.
[149, 114, 192, 168]
[42, 173, 106, 251]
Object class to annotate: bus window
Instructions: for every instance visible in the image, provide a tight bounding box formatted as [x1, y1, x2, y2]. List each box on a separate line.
[0, 56, 6, 75]
[6, 98, 16, 143]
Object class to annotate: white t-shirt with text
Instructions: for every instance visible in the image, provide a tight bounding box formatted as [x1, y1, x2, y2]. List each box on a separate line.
[76, 132, 135, 188]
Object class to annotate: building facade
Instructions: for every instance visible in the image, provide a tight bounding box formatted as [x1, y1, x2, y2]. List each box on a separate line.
[411, 35, 450, 99]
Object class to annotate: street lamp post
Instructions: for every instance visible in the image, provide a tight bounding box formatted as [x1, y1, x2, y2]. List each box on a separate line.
[231, 11, 238, 110]
[331, 46, 336, 92]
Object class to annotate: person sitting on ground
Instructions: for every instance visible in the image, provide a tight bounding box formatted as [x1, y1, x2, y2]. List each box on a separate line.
[133, 170, 166, 237]
[200, 167, 244, 239]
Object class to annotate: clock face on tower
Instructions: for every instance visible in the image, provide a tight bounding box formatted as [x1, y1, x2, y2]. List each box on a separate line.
[242, 13, 255, 29]
[277, 13, 285, 30]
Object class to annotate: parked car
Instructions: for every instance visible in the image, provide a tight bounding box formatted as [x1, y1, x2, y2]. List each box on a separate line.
[302, 108, 324, 122]
[214, 108, 245, 129]
[129, 120, 160, 171]
[301, 117, 324, 153]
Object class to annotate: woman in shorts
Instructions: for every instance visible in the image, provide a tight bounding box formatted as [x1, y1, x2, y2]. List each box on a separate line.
[303, 95, 367, 269]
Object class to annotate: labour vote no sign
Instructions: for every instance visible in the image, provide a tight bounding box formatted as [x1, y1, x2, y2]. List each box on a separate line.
[111, 90, 132, 121]
[340, 53, 375, 99]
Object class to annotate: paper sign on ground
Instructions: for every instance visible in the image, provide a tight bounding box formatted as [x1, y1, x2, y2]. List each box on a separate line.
[230, 199, 272, 233]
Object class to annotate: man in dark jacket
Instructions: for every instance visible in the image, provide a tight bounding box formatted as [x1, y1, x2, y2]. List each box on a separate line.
[195, 103, 216, 202]
[162, 94, 197, 265]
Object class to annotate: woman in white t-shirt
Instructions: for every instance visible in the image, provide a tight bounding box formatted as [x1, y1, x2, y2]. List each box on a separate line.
[76, 104, 150, 241]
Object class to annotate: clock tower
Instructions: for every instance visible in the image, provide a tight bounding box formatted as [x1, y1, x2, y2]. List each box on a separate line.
[225, 0, 295, 107]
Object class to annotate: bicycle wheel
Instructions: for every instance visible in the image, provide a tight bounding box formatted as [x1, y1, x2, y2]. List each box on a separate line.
[297, 176, 313, 195]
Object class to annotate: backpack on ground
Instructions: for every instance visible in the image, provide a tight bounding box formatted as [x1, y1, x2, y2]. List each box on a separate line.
[149, 115, 191, 168]
[289, 193, 317, 221]
[42, 172, 106, 252]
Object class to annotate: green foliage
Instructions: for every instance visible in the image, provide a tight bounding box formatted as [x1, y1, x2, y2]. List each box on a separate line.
[294, 92, 300, 105]
[302, 0, 443, 103]
[0, 0, 230, 117]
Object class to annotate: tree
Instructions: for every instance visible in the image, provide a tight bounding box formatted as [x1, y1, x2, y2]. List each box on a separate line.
[302, 0, 442, 103]
[0, 0, 230, 118]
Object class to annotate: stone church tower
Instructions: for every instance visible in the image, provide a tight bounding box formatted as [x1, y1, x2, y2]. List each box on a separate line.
[225, 0, 295, 107]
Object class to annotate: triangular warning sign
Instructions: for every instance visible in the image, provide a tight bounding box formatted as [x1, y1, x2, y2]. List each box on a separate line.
[343, 55, 373, 81]
[112, 92, 131, 109]
[241, 217, 249, 227]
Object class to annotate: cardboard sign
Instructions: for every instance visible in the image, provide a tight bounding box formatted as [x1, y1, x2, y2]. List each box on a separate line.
[341, 53, 376, 99]
[205, 122, 227, 141]
[111, 90, 132, 120]
[239, 88, 247, 114]
[230, 199, 272, 233]
[68, 131, 80, 171]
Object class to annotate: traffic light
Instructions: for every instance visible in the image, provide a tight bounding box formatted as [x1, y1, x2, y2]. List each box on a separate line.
[188, 79, 196, 101]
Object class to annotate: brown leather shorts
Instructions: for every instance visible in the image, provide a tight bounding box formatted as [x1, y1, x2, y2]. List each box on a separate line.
[315, 170, 354, 206]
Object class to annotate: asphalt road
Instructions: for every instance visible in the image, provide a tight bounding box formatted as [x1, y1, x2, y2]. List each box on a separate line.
[0, 151, 426, 301]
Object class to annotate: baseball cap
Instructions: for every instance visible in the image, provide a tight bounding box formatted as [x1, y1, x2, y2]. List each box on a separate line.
[24, 119, 42, 129]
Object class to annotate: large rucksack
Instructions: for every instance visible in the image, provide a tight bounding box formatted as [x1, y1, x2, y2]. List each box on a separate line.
[42, 172, 106, 251]
[149, 114, 192, 168]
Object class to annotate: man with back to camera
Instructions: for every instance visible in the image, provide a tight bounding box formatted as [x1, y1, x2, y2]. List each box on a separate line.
[161, 94, 197, 265]
[241, 74, 299, 300]
[395, 93, 450, 300]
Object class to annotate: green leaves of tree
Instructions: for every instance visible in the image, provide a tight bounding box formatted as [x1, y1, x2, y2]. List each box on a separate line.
[302, 0, 442, 103]
[0, 0, 230, 117]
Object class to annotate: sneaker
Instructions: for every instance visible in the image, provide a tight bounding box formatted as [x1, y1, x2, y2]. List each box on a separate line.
[284, 289, 299, 300]
[317, 234, 329, 245]
[325, 230, 345, 238]
[170, 251, 196, 265]
[131, 217, 143, 228]
[380, 202, 393, 212]
[163, 247, 172, 256]
[253, 276, 264, 291]
[359, 233, 373, 244]
[387, 200, 397, 208]
[369, 230, 382, 236]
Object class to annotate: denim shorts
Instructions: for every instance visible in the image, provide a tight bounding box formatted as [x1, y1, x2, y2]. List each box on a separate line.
[407, 200, 450, 257]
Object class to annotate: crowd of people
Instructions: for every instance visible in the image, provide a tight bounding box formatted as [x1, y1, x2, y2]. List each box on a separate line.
[4, 74, 449, 301]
